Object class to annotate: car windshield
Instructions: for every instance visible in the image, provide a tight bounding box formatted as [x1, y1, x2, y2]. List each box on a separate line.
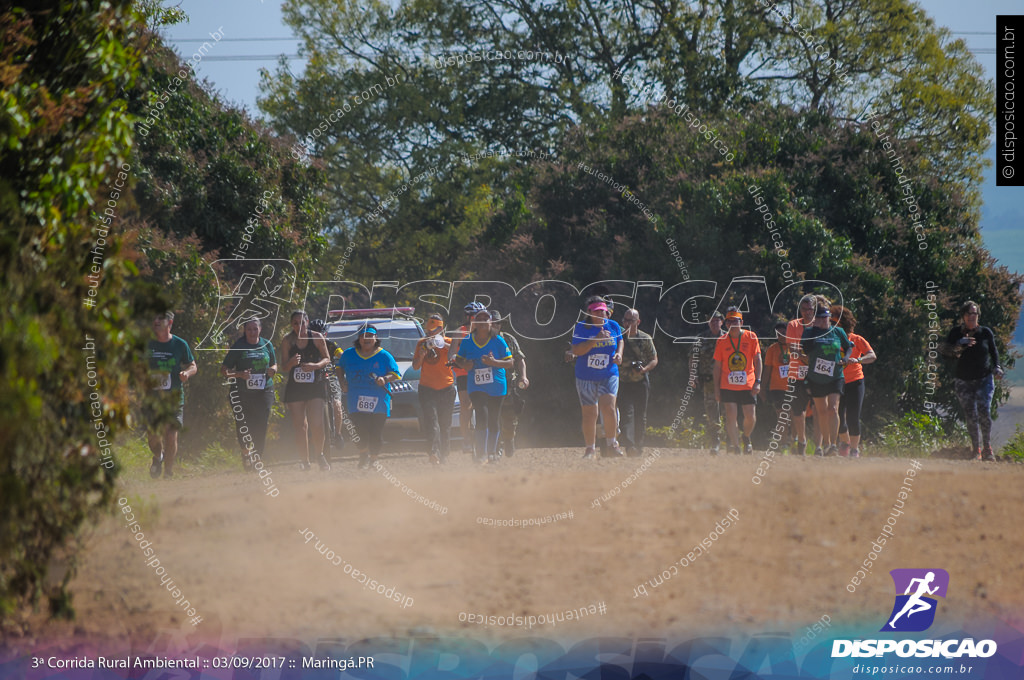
[328, 325, 422, 361]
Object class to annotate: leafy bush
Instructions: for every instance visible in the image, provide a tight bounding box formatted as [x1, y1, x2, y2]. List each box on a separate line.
[1000, 424, 1024, 461]
[877, 411, 949, 457]
[0, 0, 146, 620]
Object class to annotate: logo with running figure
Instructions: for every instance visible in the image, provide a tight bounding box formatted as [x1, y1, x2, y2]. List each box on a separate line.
[881, 568, 949, 632]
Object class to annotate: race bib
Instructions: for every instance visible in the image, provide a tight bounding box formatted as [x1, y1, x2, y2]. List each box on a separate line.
[778, 364, 789, 379]
[727, 370, 747, 386]
[814, 358, 835, 377]
[474, 367, 494, 385]
[246, 373, 266, 390]
[357, 395, 379, 413]
[796, 365, 809, 380]
[154, 373, 172, 390]
[293, 368, 315, 383]
[587, 354, 610, 370]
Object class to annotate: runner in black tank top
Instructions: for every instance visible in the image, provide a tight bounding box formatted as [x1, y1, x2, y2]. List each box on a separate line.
[280, 311, 331, 470]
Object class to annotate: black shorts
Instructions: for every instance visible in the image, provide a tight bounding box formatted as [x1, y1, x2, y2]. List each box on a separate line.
[284, 378, 326, 403]
[768, 389, 788, 410]
[720, 389, 757, 406]
[456, 374, 469, 399]
[808, 379, 845, 398]
[782, 380, 812, 413]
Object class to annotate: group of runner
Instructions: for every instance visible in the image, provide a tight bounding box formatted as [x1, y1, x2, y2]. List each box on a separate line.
[141, 294, 1004, 478]
[696, 294, 877, 457]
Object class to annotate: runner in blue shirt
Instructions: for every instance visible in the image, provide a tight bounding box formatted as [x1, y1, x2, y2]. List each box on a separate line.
[335, 325, 401, 469]
[454, 309, 513, 464]
[571, 296, 624, 459]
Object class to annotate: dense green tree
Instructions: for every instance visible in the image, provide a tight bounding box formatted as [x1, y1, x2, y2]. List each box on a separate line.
[124, 40, 330, 447]
[0, 0, 145, 619]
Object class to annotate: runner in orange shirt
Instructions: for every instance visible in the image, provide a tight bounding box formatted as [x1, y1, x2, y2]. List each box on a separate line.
[832, 305, 876, 458]
[763, 320, 795, 450]
[713, 307, 762, 454]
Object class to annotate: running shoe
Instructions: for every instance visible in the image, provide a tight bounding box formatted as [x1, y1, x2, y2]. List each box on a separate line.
[163, 469, 174, 479]
[742, 435, 752, 455]
[318, 454, 331, 471]
[838, 442, 851, 457]
[982, 445, 996, 462]
[727, 445, 741, 455]
[973, 448, 983, 460]
[608, 444, 626, 458]
[710, 443, 721, 455]
[824, 444, 839, 457]
[358, 453, 370, 469]
[798, 441, 808, 457]
[428, 453, 441, 465]
[850, 448, 861, 458]
[582, 446, 597, 460]
[149, 454, 163, 479]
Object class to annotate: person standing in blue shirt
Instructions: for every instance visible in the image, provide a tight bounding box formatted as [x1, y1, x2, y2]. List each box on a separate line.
[571, 296, 624, 459]
[335, 325, 401, 469]
[454, 309, 513, 464]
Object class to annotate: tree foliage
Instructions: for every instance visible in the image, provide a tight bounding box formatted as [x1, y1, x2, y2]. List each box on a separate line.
[124, 40, 330, 448]
[0, 0, 145, 619]
[259, 0, 1014, 432]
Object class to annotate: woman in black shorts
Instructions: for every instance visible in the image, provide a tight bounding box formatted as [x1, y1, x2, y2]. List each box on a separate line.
[280, 311, 331, 470]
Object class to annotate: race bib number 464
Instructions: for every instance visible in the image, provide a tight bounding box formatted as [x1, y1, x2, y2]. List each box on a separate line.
[814, 358, 836, 377]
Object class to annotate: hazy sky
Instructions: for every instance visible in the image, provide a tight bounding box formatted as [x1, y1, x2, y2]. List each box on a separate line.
[159, 1, 1023, 275]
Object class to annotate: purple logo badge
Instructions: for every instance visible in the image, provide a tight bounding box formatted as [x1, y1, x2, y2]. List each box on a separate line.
[881, 568, 949, 632]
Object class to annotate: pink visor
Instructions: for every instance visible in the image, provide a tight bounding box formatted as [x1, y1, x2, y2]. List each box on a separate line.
[587, 302, 608, 312]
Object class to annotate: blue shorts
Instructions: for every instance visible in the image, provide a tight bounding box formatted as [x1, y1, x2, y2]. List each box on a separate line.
[576, 375, 619, 406]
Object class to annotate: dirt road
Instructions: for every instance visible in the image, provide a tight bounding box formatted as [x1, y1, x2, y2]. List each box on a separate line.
[7, 448, 1023, 653]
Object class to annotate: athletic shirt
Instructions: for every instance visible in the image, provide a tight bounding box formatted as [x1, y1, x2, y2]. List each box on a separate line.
[335, 347, 401, 415]
[572, 319, 623, 381]
[222, 336, 276, 392]
[287, 335, 325, 384]
[456, 334, 511, 396]
[843, 334, 873, 383]
[763, 342, 791, 391]
[417, 336, 455, 390]
[713, 330, 761, 390]
[946, 325, 999, 380]
[147, 335, 195, 404]
[801, 326, 852, 384]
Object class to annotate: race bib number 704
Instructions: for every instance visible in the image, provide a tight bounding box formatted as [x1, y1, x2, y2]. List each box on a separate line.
[587, 354, 609, 370]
